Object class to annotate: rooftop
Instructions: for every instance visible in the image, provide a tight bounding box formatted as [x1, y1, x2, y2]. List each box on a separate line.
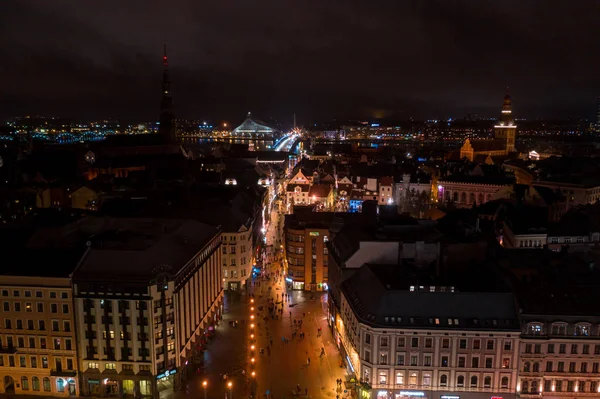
[74, 217, 219, 282]
[342, 263, 519, 330]
[233, 112, 278, 134]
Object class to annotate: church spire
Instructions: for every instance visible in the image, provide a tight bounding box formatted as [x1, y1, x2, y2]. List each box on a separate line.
[159, 44, 176, 143]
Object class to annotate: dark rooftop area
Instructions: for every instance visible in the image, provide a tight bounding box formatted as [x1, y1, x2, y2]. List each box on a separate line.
[73, 217, 218, 282]
[342, 263, 519, 330]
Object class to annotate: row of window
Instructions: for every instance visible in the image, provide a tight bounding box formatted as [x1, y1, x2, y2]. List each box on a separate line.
[17, 376, 54, 392]
[3, 318, 71, 332]
[365, 350, 513, 369]
[85, 346, 150, 358]
[221, 246, 248, 254]
[0, 336, 73, 350]
[523, 342, 600, 354]
[526, 322, 593, 336]
[0, 354, 73, 370]
[223, 269, 247, 278]
[85, 362, 151, 372]
[522, 379, 599, 393]
[523, 360, 600, 373]
[364, 335, 512, 351]
[364, 369, 511, 389]
[0, 290, 69, 299]
[222, 257, 248, 266]
[84, 299, 148, 312]
[2, 302, 69, 314]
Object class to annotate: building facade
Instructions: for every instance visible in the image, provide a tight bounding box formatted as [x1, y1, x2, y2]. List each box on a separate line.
[437, 181, 508, 208]
[459, 94, 516, 162]
[519, 318, 600, 399]
[337, 264, 520, 399]
[285, 225, 329, 291]
[221, 225, 253, 291]
[72, 218, 223, 398]
[0, 276, 78, 396]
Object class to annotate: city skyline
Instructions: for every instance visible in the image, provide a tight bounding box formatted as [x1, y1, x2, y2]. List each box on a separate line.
[1, 1, 599, 122]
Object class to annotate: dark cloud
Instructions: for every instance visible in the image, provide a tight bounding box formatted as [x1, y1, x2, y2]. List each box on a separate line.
[1, 0, 599, 123]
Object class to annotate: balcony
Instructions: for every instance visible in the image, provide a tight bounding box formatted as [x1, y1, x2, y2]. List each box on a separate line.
[0, 346, 17, 354]
[50, 369, 77, 377]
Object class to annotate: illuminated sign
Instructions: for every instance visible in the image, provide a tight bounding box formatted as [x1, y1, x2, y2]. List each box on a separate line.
[309, 232, 320, 236]
[400, 392, 426, 397]
[156, 369, 177, 380]
[285, 278, 293, 283]
[441, 396, 460, 399]
[491, 397, 503, 399]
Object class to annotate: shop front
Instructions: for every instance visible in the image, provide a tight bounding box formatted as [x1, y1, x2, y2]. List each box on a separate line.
[373, 390, 516, 399]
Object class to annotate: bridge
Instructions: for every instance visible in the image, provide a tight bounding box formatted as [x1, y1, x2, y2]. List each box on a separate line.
[0, 130, 115, 144]
[273, 131, 301, 152]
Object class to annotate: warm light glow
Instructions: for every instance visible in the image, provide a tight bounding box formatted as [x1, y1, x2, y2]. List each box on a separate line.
[250, 299, 254, 303]
[250, 307, 254, 311]
[250, 334, 254, 339]
[250, 315, 255, 319]
[501, 110, 512, 114]
[251, 357, 255, 363]
[203, 381, 207, 387]
[228, 382, 232, 388]
[250, 324, 255, 328]
[251, 371, 256, 377]
[251, 345, 255, 350]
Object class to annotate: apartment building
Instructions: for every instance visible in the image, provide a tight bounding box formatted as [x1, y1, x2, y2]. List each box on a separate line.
[221, 224, 254, 291]
[506, 259, 600, 399]
[285, 214, 330, 291]
[0, 274, 78, 396]
[337, 264, 520, 399]
[71, 218, 222, 398]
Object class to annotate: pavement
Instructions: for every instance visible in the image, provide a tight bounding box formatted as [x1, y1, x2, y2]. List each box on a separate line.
[178, 259, 346, 399]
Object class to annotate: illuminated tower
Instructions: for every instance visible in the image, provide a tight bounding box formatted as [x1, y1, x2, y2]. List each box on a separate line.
[494, 92, 516, 153]
[159, 44, 176, 143]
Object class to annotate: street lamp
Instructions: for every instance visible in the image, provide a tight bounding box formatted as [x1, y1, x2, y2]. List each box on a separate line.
[227, 381, 233, 399]
[202, 380, 207, 399]
[251, 371, 256, 377]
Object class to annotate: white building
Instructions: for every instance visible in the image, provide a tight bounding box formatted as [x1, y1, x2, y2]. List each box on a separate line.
[222, 224, 254, 291]
[336, 264, 520, 399]
[72, 218, 223, 398]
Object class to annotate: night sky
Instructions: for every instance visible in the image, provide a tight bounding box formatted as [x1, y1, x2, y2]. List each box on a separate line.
[2, 1, 599, 124]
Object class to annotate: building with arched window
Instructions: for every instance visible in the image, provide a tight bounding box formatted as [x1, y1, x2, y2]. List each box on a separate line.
[337, 263, 520, 399]
[0, 274, 79, 396]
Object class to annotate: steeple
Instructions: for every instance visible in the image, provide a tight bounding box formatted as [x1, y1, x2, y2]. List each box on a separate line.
[494, 89, 516, 153]
[159, 44, 176, 143]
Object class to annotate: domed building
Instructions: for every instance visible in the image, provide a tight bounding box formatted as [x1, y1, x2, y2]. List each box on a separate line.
[232, 112, 280, 138]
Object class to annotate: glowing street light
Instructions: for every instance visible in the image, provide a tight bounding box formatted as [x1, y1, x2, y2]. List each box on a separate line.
[251, 371, 256, 377]
[251, 345, 255, 350]
[251, 357, 255, 363]
[250, 323, 255, 329]
[227, 381, 233, 399]
[250, 334, 254, 339]
[202, 381, 208, 399]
